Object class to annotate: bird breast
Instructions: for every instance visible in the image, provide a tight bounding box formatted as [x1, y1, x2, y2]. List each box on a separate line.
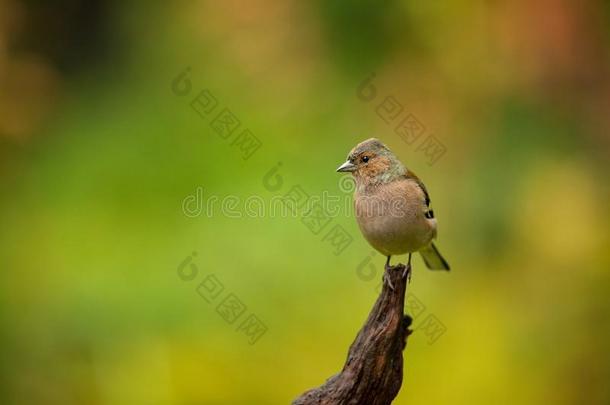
[354, 180, 436, 255]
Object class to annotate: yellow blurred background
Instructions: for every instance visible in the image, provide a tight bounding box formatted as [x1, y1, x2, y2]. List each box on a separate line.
[1, 1, 609, 404]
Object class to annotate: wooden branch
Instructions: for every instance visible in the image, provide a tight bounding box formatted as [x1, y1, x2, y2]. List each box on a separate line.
[293, 263, 413, 405]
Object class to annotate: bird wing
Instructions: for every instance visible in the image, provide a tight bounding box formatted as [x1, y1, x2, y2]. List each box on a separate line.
[403, 170, 434, 218]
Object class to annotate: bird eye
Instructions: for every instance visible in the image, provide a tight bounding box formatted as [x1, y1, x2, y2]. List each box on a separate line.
[362, 156, 369, 163]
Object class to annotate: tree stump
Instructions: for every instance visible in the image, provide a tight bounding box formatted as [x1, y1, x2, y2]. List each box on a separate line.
[293, 263, 413, 405]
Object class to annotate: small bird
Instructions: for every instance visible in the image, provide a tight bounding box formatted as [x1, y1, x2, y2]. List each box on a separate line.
[337, 138, 449, 287]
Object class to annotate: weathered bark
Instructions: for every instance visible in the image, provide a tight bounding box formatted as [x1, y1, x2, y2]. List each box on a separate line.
[293, 263, 412, 405]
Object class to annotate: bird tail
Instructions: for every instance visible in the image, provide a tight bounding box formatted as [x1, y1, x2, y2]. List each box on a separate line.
[419, 243, 450, 271]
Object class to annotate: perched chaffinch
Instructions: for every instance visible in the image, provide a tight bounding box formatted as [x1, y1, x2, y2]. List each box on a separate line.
[337, 138, 449, 287]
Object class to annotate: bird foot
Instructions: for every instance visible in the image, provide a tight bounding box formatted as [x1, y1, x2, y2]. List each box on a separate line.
[383, 270, 395, 291]
[402, 263, 412, 281]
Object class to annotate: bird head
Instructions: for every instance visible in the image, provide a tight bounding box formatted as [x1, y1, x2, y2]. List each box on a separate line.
[336, 138, 406, 185]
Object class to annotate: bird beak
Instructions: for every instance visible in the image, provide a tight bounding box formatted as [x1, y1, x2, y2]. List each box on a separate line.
[336, 160, 356, 172]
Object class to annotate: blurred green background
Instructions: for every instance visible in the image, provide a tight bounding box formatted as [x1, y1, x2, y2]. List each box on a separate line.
[1, 1, 610, 404]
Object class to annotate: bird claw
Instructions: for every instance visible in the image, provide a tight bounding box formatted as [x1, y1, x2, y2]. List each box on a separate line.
[383, 271, 395, 291]
[402, 263, 412, 281]
[384, 262, 411, 290]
